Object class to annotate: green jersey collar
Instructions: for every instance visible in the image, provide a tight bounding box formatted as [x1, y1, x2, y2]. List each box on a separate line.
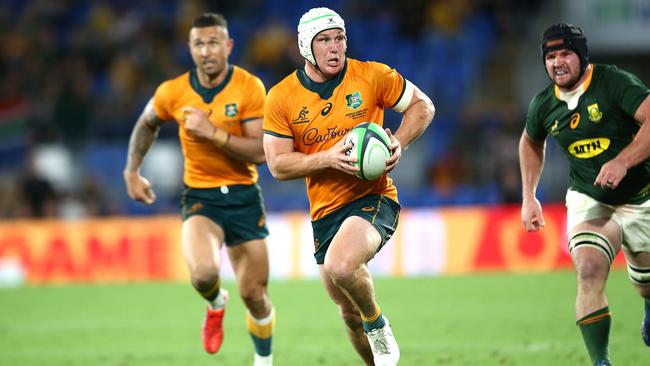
[297, 60, 347, 100]
[190, 65, 234, 103]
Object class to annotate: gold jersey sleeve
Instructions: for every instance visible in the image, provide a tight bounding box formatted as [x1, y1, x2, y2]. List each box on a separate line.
[152, 65, 265, 188]
[264, 59, 404, 220]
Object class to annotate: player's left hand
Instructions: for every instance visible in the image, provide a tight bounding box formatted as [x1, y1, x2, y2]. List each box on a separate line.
[385, 129, 401, 173]
[594, 159, 627, 189]
[182, 106, 214, 139]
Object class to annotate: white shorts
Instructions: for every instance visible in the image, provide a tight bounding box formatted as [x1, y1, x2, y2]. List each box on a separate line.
[565, 189, 650, 253]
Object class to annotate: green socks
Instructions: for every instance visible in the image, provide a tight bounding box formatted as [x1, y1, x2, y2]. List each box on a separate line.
[577, 306, 611, 365]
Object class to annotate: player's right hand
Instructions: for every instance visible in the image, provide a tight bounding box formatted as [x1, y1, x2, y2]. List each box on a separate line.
[123, 171, 156, 204]
[326, 138, 359, 175]
[182, 106, 213, 140]
[521, 197, 545, 232]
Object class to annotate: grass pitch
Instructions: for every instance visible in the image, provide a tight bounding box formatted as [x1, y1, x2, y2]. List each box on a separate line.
[1, 271, 646, 365]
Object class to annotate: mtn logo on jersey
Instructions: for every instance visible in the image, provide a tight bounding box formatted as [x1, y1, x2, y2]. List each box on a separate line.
[568, 137, 610, 158]
[587, 103, 603, 122]
[225, 103, 238, 117]
[346, 91, 363, 109]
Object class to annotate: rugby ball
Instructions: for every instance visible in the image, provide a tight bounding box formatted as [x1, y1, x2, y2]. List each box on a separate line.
[344, 122, 392, 180]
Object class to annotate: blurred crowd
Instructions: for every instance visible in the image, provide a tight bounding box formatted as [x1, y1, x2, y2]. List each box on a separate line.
[0, 0, 546, 218]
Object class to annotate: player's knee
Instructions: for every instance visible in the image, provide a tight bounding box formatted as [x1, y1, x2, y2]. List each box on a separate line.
[239, 285, 266, 308]
[570, 232, 613, 282]
[323, 260, 356, 288]
[325, 266, 354, 288]
[190, 271, 220, 292]
[575, 258, 608, 284]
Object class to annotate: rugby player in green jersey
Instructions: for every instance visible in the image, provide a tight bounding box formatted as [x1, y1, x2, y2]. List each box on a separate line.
[519, 23, 650, 366]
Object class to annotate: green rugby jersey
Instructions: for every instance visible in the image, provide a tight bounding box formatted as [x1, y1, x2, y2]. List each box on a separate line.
[526, 64, 650, 205]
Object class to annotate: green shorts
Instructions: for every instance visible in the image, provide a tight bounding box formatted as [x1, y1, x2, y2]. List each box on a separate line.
[181, 184, 269, 246]
[311, 194, 400, 264]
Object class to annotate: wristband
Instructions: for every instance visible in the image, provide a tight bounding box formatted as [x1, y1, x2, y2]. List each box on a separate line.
[212, 127, 230, 147]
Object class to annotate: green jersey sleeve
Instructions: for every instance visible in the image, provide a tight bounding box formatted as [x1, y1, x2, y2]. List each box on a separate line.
[525, 92, 548, 142]
[604, 65, 650, 118]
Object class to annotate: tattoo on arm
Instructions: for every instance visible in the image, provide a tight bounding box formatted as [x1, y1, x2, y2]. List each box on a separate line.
[125, 104, 163, 172]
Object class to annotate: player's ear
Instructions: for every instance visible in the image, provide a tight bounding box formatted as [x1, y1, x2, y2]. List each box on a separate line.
[187, 29, 195, 51]
[226, 38, 234, 55]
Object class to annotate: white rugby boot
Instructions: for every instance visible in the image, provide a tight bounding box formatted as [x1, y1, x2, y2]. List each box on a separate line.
[254, 353, 273, 366]
[365, 317, 400, 366]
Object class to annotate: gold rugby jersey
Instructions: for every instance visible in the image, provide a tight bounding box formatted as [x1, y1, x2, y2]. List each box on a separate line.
[264, 59, 408, 219]
[153, 65, 265, 188]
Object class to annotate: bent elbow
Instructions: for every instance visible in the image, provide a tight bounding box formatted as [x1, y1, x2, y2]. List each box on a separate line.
[410, 96, 435, 126]
[266, 162, 287, 180]
[271, 166, 294, 180]
[425, 99, 436, 122]
[269, 169, 290, 181]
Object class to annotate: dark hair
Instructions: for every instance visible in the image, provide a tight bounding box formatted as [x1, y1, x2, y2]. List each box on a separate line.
[191, 13, 228, 29]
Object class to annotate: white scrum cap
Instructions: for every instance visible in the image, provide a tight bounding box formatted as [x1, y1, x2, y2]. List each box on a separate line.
[297, 7, 346, 66]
